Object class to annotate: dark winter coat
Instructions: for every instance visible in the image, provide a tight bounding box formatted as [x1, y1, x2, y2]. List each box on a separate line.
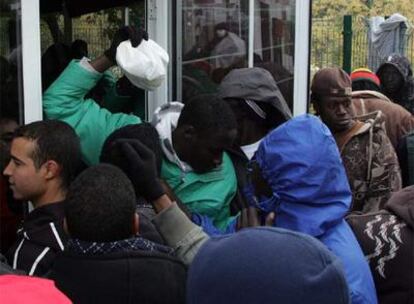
[49, 237, 187, 304]
[352, 90, 414, 150]
[5, 202, 67, 276]
[347, 186, 414, 304]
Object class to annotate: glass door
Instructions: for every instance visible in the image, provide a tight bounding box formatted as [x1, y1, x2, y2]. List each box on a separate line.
[174, 0, 299, 112]
[0, 0, 24, 126]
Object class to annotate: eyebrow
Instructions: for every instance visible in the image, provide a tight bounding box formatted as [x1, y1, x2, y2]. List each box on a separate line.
[10, 155, 26, 165]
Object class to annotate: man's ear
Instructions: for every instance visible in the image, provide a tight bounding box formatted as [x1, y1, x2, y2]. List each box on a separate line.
[132, 213, 139, 235]
[43, 160, 61, 181]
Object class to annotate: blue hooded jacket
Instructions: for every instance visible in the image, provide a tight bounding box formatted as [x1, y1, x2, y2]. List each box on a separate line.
[252, 114, 377, 304]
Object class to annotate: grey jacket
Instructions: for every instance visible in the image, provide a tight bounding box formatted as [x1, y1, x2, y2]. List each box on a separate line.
[152, 204, 208, 265]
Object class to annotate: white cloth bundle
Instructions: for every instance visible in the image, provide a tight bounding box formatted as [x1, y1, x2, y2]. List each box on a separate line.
[116, 39, 169, 91]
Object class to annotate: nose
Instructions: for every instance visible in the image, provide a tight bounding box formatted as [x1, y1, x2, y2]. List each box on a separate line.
[337, 104, 347, 115]
[3, 161, 13, 177]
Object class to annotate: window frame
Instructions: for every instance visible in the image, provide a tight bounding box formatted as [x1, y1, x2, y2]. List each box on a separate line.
[21, 0, 42, 123]
[21, 0, 310, 123]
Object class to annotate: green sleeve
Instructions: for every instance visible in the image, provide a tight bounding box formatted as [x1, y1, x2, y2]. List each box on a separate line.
[43, 60, 141, 165]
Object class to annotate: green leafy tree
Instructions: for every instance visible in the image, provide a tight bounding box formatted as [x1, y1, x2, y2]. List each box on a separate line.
[312, 0, 414, 70]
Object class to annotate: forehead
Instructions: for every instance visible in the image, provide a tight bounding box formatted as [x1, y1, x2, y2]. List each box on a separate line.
[10, 137, 36, 159]
[320, 95, 351, 104]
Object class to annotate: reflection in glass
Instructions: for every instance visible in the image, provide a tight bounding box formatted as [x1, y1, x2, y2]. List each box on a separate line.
[0, 0, 23, 126]
[253, 0, 295, 110]
[0, 0, 24, 254]
[40, 4, 146, 118]
[179, 0, 295, 110]
[180, 0, 249, 102]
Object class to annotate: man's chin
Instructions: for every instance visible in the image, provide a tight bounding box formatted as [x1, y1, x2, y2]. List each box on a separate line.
[334, 120, 354, 132]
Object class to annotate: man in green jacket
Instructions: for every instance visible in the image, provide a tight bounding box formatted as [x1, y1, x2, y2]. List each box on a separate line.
[43, 27, 238, 230]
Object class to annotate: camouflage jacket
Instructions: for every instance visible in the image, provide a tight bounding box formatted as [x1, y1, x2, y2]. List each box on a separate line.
[335, 111, 402, 213]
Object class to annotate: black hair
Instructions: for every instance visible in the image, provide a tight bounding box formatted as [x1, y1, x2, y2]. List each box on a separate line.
[41, 43, 71, 91]
[65, 164, 136, 242]
[70, 39, 88, 59]
[100, 123, 162, 174]
[352, 80, 380, 92]
[177, 94, 237, 136]
[13, 120, 81, 189]
[215, 22, 229, 31]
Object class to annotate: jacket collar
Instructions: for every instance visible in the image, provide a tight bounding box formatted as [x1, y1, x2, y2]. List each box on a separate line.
[66, 236, 173, 256]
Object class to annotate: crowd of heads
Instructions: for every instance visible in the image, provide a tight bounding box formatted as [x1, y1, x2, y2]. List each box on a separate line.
[1, 24, 413, 303]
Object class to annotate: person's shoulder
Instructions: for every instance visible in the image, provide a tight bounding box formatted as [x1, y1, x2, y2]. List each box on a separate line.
[354, 111, 387, 135]
[352, 90, 391, 102]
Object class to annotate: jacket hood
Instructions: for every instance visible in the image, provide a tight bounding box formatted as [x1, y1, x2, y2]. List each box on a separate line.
[218, 67, 292, 121]
[187, 227, 349, 304]
[151, 102, 192, 172]
[351, 90, 392, 102]
[353, 109, 386, 135]
[254, 114, 352, 237]
[385, 186, 414, 228]
[377, 53, 413, 83]
[376, 53, 414, 114]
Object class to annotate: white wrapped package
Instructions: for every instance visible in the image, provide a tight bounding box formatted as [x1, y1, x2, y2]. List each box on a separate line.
[116, 39, 169, 91]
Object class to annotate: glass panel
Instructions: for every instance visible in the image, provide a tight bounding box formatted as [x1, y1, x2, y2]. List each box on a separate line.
[0, 0, 24, 126]
[179, 0, 249, 102]
[253, 0, 295, 111]
[0, 0, 24, 253]
[40, 2, 147, 118]
[176, 0, 295, 110]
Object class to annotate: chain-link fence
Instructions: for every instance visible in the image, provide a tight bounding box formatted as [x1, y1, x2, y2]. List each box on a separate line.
[40, 22, 111, 59]
[311, 16, 414, 73]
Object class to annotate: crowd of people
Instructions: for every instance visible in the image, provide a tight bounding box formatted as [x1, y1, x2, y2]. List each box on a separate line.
[0, 25, 413, 303]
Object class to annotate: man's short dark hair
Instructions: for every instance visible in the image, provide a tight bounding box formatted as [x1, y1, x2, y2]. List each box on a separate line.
[65, 164, 136, 242]
[100, 123, 162, 174]
[13, 120, 81, 189]
[177, 94, 237, 136]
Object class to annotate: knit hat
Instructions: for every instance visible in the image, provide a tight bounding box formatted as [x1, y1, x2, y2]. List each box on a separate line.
[311, 67, 352, 97]
[351, 68, 381, 87]
[218, 67, 292, 120]
[187, 227, 349, 304]
[0, 275, 71, 303]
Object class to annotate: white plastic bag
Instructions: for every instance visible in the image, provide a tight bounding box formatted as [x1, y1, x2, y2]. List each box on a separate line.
[116, 39, 169, 91]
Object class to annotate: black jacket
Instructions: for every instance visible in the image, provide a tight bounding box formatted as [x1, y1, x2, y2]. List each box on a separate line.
[347, 186, 414, 304]
[49, 240, 187, 304]
[5, 202, 67, 276]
